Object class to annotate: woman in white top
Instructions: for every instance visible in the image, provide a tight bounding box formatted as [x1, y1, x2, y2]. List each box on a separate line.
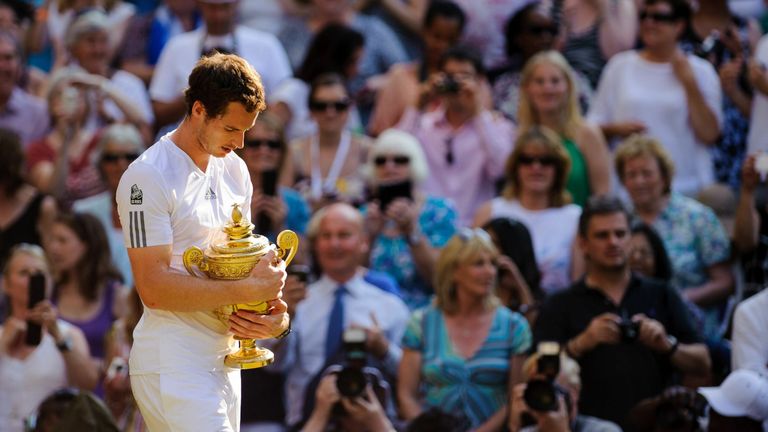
[0, 244, 96, 432]
[474, 127, 584, 294]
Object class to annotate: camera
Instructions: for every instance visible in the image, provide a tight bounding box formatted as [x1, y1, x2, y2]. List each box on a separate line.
[336, 328, 368, 398]
[523, 342, 563, 412]
[618, 318, 640, 343]
[436, 76, 460, 94]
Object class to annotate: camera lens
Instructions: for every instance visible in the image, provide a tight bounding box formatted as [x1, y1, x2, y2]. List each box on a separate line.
[523, 380, 559, 412]
[336, 368, 367, 398]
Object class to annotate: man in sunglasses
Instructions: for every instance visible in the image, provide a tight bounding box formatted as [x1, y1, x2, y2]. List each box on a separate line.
[116, 53, 289, 431]
[397, 46, 515, 226]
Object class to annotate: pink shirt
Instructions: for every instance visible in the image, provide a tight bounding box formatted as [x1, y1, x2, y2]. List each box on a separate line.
[397, 107, 515, 226]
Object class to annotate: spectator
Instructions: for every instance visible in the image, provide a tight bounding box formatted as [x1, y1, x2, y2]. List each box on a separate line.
[398, 228, 532, 430]
[356, 0, 429, 60]
[747, 33, 768, 155]
[534, 195, 710, 429]
[734, 154, 762, 257]
[0, 244, 97, 432]
[46, 212, 125, 371]
[397, 46, 515, 226]
[508, 351, 622, 432]
[238, 111, 310, 240]
[0, 129, 57, 272]
[518, 50, 611, 206]
[474, 127, 584, 295]
[290, 74, 371, 209]
[118, 0, 201, 84]
[628, 221, 674, 283]
[149, 0, 291, 131]
[26, 69, 105, 206]
[363, 128, 458, 309]
[278, 203, 410, 428]
[699, 369, 768, 431]
[368, 0, 466, 137]
[73, 123, 144, 287]
[588, 0, 722, 197]
[271, 23, 365, 142]
[27, 388, 118, 432]
[0, 30, 49, 149]
[732, 289, 768, 375]
[615, 135, 733, 342]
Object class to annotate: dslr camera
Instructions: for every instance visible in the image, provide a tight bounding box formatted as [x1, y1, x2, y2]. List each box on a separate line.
[336, 328, 369, 398]
[523, 342, 569, 412]
[618, 311, 640, 343]
[435, 75, 460, 94]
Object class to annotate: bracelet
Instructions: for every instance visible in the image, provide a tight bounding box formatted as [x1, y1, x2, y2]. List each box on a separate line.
[275, 320, 291, 339]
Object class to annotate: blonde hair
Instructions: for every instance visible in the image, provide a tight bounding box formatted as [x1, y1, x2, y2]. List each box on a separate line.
[502, 126, 572, 207]
[614, 134, 676, 194]
[518, 51, 583, 140]
[2, 243, 49, 277]
[65, 9, 109, 49]
[434, 229, 500, 314]
[364, 129, 429, 184]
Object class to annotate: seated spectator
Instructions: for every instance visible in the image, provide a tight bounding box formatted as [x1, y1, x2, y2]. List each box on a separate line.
[397, 46, 515, 226]
[405, 407, 469, 432]
[474, 127, 584, 295]
[27, 69, 106, 206]
[271, 24, 364, 142]
[0, 244, 97, 432]
[509, 350, 622, 432]
[290, 74, 371, 208]
[626, 385, 708, 432]
[27, 388, 118, 432]
[398, 228, 532, 430]
[356, 0, 428, 60]
[64, 9, 154, 141]
[699, 369, 768, 431]
[628, 221, 674, 283]
[0, 129, 56, 272]
[277, 203, 410, 428]
[363, 129, 457, 309]
[518, 51, 611, 206]
[732, 288, 768, 375]
[368, 0, 466, 137]
[534, 195, 710, 429]
[73, 123, 144, 287]
[238, 112, 310, 241]
[747, 33, 768, 155]
[615, 135, 734, 342]
[588, 0, 722, 197]
[0, 31, 49, 149]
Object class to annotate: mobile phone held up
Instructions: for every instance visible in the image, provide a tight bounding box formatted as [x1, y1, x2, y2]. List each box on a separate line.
[376, 180, 412, 212]
[25, 272, 46, 346]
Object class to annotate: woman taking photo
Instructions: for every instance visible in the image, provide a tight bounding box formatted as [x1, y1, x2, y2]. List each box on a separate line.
[474, 127, 584, 295]
[398, 229, 531, 431]
[0, 244, 96, 432]
[518, 51, 611, 206]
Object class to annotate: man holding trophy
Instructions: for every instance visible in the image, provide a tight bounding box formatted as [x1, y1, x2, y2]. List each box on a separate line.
[116, 53, 289, 431]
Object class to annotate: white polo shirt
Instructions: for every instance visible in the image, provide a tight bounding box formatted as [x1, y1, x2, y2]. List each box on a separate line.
[116, 133, 253, 374]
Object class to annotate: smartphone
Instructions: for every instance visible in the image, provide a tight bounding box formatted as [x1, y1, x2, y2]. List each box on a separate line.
[25, 273, 46, 346]
[261, 170, 278, 197]
[376, 180, 412, 211]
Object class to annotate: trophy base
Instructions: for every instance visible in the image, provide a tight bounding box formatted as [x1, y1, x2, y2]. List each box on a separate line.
[224, 345, 274, 369]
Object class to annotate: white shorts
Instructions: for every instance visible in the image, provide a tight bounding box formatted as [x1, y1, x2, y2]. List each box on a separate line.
[131, 369, 241, 431]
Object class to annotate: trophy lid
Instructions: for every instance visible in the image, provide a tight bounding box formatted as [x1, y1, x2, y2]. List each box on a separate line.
[209, 204, 270, 256]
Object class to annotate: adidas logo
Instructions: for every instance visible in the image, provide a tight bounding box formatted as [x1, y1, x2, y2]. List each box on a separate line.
[205, 187, 217, 200]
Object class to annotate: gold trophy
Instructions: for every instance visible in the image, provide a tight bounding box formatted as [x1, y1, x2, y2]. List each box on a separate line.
[182, 203, 298, 369]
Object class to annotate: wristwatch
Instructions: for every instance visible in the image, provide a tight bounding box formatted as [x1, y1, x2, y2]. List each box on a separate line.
[275, 320, 292, 339]
[56, 337, 73, 353]
[664, 335, 679, 357]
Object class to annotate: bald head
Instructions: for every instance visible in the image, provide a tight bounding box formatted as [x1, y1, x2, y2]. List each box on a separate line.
[307, 202, 364, 240]
[308, 203, 368, 282]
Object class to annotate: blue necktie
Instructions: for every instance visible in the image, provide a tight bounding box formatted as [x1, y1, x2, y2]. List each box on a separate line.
[325, 285, 346, 362]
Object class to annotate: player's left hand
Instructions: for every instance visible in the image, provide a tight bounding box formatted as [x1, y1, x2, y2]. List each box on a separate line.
[228, 298, 289, 340]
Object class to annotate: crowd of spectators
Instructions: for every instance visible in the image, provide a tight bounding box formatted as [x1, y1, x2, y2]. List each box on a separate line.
[2, 0, 768, 431]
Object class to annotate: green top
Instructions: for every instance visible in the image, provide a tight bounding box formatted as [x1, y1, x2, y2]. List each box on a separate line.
[563, 138, 590, 207]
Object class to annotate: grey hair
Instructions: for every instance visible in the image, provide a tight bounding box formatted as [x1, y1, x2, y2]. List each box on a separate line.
[64, 9, 109, 49]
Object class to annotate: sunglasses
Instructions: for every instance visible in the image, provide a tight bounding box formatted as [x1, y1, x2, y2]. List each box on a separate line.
[639, 11, 677, 23]
[518, 154, 558, 166]
[102, 153, 139, 163]
[245, 139, 282, 150]
[309, 99, 351, 112]
[526, 24, 558, 36]
[374, 155, 410, 166]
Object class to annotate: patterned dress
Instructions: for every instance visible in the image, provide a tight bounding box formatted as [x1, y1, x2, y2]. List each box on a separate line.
[402, 305, 531, 429]
[368, 196, 457, 309]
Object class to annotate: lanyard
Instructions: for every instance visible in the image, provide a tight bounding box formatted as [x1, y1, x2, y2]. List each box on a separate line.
[310, 131, 351, 199]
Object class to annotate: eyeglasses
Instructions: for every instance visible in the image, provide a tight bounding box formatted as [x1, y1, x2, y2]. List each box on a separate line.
[374, 155, 410, 166]
[245, 139, 282, 150]
[309, 99, 351, 112]
[639, 11, 677, 23]
[101, 153, 139, 163]
[518, 154, 558, 167]
[526, 24, 558, 36]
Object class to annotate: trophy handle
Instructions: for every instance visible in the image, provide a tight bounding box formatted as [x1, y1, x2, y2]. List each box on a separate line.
[183, 246, 208, 276]
[275, 230, 299, 267]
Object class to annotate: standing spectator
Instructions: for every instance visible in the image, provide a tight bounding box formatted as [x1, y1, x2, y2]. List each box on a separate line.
[149, 0, 291, 130]
[398, 228, 532, 430]
[534, 195, 710, 429]
[397, 46, 515, 226]
[0, 31, 49, 149]
[474, 127, 584, 295]
[518, 51, 611, 206]
[731, 289, 768, 375]
[588, 0, 722, 197]
[363, 129, 458, 309]
[356, 0, 429, 60]
[615, 135, 734, 342]
[0, 244, 97, 432]
[747, 34, 768, 155]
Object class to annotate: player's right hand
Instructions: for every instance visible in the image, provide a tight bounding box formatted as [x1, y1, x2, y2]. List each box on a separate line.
[248, 249, 287, 302]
